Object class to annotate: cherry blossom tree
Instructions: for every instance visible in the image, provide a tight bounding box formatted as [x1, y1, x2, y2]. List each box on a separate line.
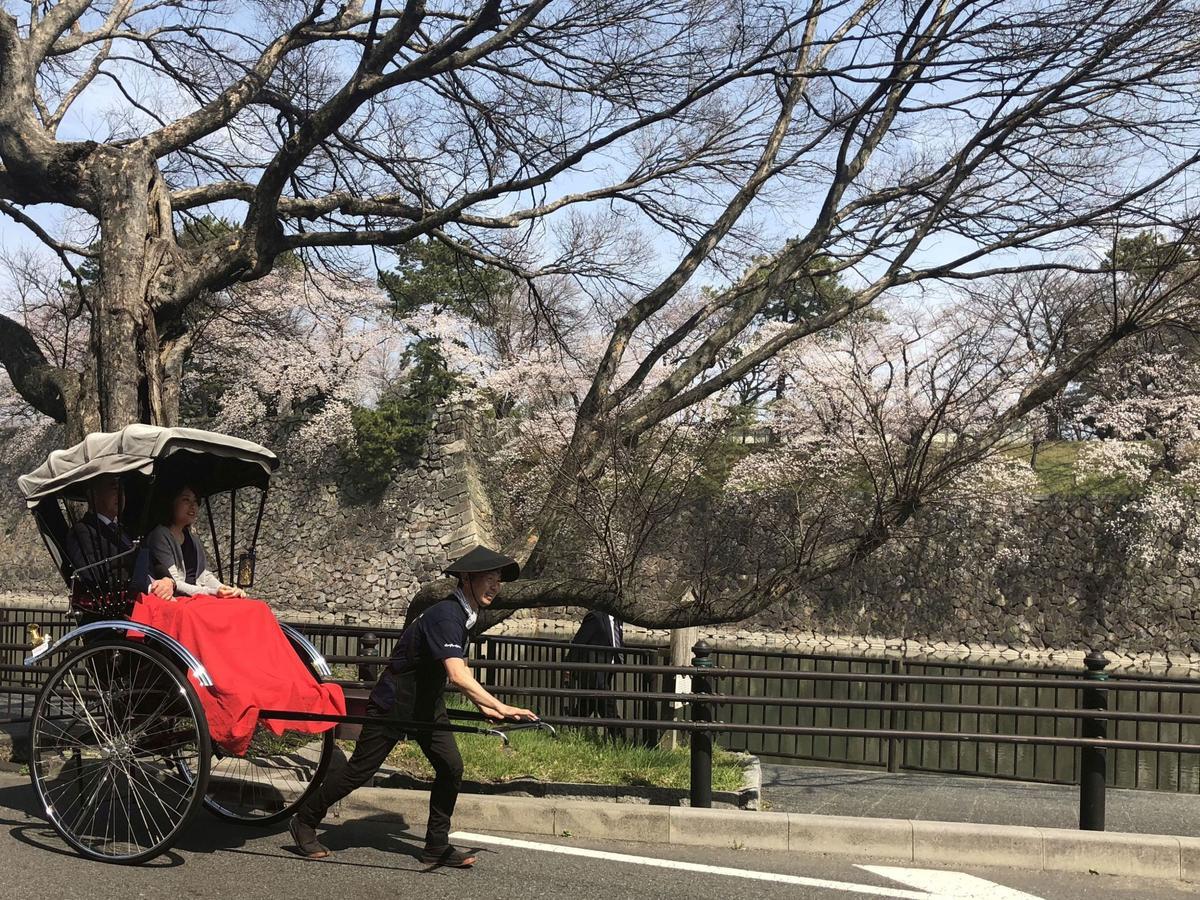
[4, 0, 1200, 626]
[463, 228, 1200, 627]
[181, 268, 392, 458]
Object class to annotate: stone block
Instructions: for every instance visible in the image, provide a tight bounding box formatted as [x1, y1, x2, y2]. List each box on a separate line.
[553, 800, 669, 843]
[912, 821, 1043, 870]
[340, 786, 429, 826]
[452, 794, 557, 836]
[1042, 829, 1180, 880]
[669, 807, 788, 851]
[789, 813, 912, 860]
[1179, 836, 1200, 882]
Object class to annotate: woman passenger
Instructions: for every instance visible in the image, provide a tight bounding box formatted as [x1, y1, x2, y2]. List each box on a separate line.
[145, 483, 247, 598]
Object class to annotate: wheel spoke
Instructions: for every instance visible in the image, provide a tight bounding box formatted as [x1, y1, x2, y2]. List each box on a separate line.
[118, 759, 172, 849]
[205, 725, 332, 822]
[31, 641, 209, 863]
[66, 764, 112, 839]
[62, 670, 110, 747]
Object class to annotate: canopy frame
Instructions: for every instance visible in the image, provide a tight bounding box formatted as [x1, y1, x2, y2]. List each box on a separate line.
[21, 425, 280, 604]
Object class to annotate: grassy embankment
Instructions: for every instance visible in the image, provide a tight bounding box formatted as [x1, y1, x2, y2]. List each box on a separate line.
[330, 694, 745, 791]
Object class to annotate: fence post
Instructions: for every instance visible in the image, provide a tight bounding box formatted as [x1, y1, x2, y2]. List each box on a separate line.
[357, 632, 380, 682]
[482, 637, 496, 690]
[638, 655, 657, 748]
[1079, 649, 1109, 831]
[885, 658, 904, 773]
[665, 628, 699, 750]
[690, 639, 714, 809]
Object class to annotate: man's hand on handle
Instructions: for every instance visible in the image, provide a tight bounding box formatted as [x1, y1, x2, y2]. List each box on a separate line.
[444, 657, 539, 723]
[481, 704, 538, 722]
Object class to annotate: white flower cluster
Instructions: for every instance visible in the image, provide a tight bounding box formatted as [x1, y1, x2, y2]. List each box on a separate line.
[1076, 441, 1159, 487]
[1072, 348, 1200, 568]
[1113, 483, 1200, 570]
[184, 270, 388, 464]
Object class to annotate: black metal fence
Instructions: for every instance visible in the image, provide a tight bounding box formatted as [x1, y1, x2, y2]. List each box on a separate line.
[0, 606, 73, 724]
[452, 642, 1200, 825]
[711, 648, 1089, 784]
[283, 624, 1200, 798]
[6, 605, 1200, 813]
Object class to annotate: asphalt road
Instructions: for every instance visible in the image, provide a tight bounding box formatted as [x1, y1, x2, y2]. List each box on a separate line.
[0, 773, 1191, 900]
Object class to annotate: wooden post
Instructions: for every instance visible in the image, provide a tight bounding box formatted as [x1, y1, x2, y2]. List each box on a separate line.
[663, 627, 700, 749]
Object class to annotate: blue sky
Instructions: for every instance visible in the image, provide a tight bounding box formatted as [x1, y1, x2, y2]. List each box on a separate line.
[3, 2, 1194, 313]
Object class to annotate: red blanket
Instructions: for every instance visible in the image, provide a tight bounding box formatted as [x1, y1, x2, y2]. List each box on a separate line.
[130, 593, 345, 756]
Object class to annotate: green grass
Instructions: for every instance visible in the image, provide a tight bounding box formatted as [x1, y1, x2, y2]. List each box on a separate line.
[1025, 441, 1083, 494]
[1004, 440, 1141, 498]
[336, 695, 745, 792]
[341, 726, 745, 792]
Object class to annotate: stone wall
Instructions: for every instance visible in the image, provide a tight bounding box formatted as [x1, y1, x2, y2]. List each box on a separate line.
[0, 406, 500, 623]
[773, 497, 1200, 657]
[245, 405, 501, 620]
[2, 415, 1199, 656]
[0, 428, 66, 591]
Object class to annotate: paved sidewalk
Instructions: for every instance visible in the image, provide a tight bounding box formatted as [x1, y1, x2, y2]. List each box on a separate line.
[762, 763, 1200, 837]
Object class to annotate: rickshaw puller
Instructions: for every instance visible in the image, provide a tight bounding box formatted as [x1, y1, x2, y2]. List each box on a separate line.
[290, 545, 537, 867]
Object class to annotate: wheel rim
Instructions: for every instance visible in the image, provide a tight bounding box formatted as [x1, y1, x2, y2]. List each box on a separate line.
[201, 726, 333, 823]
[31, 643, 208, 862]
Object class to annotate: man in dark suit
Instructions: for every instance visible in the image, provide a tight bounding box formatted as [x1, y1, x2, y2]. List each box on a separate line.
[564, 609, 624, 740]
[65, 474, 173, 599]
[290, 545, 537, 868]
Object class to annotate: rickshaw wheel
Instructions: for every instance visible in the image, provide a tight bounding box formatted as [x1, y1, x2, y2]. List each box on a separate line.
[29, 639, 211, 865]
[189, 643, 336, 826]
[199, 726, 336, 826]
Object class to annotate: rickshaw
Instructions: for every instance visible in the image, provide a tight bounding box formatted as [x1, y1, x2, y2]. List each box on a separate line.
[17, 424, 546, 866]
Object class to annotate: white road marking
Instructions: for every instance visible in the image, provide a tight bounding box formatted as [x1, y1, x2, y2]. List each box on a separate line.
[859, 865, 1046, 900]
[450, 831, 1045, 899]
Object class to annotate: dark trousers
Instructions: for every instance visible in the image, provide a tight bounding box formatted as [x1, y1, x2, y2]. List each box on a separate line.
[571, 675, 623, 742]
[297, 712, 464, 849]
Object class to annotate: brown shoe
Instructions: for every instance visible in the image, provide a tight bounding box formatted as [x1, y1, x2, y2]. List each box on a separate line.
[289, 815, 331, 859]
[421, 844, 476, 867]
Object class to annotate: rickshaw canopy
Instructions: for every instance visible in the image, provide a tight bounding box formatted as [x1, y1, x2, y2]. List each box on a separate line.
[17, 424, 280, 506]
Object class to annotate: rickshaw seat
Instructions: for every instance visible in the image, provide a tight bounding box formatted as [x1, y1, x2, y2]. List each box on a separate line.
[335, 687, 371, 740]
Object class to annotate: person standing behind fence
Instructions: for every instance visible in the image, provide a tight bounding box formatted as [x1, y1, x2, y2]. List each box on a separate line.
[563, 610, 624, 741]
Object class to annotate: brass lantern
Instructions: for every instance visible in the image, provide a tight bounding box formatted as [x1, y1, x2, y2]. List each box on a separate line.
[236, 549, 257, 589]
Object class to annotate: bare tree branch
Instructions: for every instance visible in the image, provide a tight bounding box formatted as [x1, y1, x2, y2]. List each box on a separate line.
[0, 311, 69, 421]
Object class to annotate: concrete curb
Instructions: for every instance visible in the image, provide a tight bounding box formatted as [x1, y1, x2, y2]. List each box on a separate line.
[0, 725, 27, 772]
[335, 786, 1200, 883]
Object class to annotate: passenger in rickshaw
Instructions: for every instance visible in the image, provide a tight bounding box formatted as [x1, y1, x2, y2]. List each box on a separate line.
[122, 484, 346, 755]
[64, 473, 175, 601]
[144, 481, 247, 598]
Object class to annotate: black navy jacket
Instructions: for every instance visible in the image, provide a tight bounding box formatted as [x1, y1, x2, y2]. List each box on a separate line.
[64, 512, 153, 592]
[65, 512, 132, 572]
[564, 610, 624, 691]
[369, 595, 469, 723]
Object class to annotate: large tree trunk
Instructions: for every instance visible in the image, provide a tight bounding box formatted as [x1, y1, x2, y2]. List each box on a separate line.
[90, 148, 179, 429]
[60, 361, 102, 441]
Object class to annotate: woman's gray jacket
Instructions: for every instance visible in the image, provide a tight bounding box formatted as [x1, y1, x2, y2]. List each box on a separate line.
[144, 525, 225, 596]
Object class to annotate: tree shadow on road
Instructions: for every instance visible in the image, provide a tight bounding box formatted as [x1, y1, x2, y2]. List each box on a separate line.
[0, 779, 186, 867]
[1, 777, 477, 874]
[760, 768, 895, 788]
